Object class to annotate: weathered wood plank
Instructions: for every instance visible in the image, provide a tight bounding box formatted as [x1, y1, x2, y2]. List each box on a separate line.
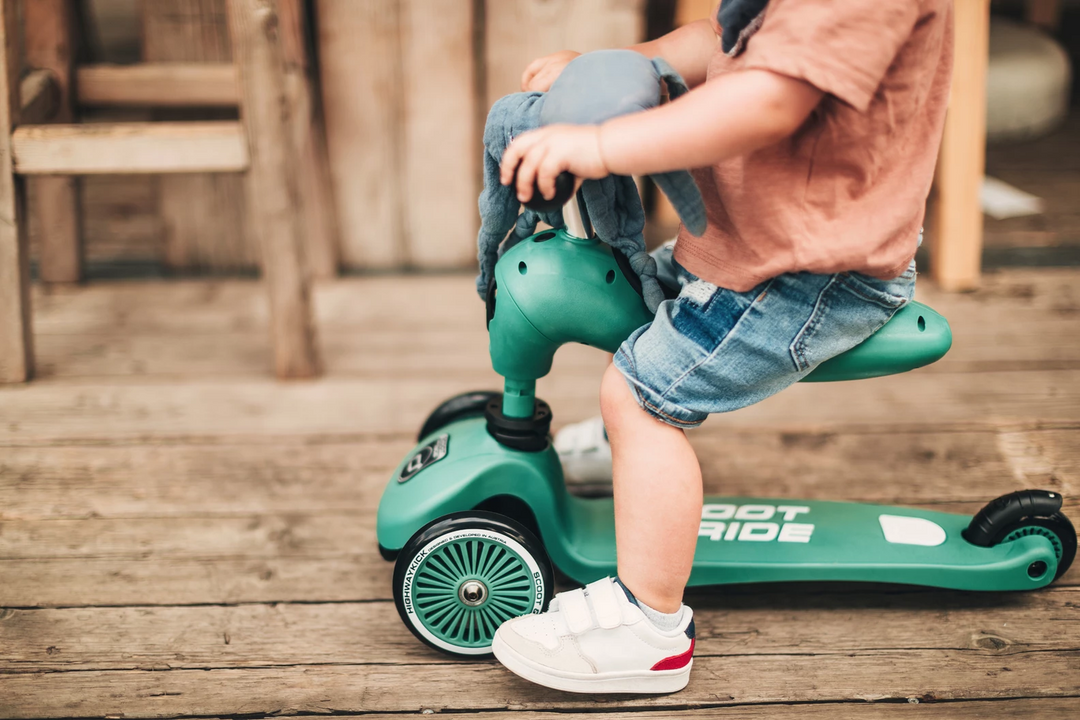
[316, 0, 404, 269]
[3, 368, 1078, 446]
[24, 267, 1078, 336]
[4, 551, 1073, 609]
[25, 306, 1080, 379]
[2, 589, 1077, 671]
[102, 702, 1080, 720]
[1, 430, 1075, 521]
[12, 121, 249, 174]
[0, 0, 33, 383]
[1, 500, 1075, 607]
[485, 0, 646, 107]
[140, 0, 254, 274]
[24, 0, 84, 284]
[77, 63, 240, 106]
[399, 0, 478, 269]
[18, 68, 59, 124]
[227, 0, 320, 378]
[0, 512, 374, 559]
[0, 555, 386, 607]
[20, 267, 1080, 377]
[0, 651, 1076, 718]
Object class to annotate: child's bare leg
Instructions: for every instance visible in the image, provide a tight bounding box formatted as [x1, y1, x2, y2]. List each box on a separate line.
[600, 363, 702, 613]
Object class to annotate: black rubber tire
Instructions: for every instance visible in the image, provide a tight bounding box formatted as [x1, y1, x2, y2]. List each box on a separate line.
[392, 511, 553, 658]
[417, 391, 500, 441]
[989, 512, 1077, 583]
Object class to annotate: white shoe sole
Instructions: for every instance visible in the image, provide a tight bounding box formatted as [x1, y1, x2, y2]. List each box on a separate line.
[491, 631, 691, 694]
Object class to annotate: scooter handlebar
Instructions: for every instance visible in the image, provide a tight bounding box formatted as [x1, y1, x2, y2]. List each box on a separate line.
[519, 171, 576, 213]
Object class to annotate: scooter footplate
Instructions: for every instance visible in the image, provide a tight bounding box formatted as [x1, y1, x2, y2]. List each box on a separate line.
[682, 497, 1057, 591]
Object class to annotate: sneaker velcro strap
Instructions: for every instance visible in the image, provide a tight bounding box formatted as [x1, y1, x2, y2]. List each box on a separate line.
[585, 578, 623, 630]
[558, 589, 594, 634]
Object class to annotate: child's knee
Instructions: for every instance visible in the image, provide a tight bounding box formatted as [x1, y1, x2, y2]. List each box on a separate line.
[600, 363, 637, 428]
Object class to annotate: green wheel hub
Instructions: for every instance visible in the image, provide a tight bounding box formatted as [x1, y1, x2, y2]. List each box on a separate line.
[407, 530, 542, 653]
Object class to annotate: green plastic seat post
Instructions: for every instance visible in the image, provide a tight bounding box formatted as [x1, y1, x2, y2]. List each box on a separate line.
[502, 378, 536, 418]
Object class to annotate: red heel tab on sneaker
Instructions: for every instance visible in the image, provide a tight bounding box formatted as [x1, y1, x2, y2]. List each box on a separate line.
[650, 639, 694, 671]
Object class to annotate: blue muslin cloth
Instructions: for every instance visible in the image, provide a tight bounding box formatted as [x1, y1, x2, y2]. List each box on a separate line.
[475, 50, 707, 314]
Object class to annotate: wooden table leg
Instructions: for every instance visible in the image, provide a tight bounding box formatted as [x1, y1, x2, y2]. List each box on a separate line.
[932, 0, 990, 292]
[0, 0, 33, 382]
[227, 0, 321, 379]
[25, 0, 82, 285]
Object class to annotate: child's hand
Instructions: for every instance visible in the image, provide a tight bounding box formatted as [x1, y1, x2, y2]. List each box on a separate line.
[500, 125, 608, 203]
[521, 50, 581, 92]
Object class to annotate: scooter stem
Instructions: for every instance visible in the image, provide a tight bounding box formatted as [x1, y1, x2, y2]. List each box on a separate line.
[500, 192, 591, 419]
[501, 377, 537, 418]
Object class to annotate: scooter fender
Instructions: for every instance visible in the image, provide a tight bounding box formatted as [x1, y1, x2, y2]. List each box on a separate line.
[377, 416, 567, 552]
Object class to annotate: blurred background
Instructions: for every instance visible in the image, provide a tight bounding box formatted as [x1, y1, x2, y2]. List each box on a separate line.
[1, 2, 1079, 718]
[21, 0, 1080, 287]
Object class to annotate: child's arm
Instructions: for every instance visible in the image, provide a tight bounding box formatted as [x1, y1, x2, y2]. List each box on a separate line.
[521, 19, 717, 92]
[501, 68, 823, 203]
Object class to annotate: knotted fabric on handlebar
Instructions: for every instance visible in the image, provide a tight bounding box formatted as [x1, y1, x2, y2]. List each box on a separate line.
[475, 50, 707, 314]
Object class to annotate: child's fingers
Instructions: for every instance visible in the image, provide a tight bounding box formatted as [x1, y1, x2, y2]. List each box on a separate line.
[536, 153, 566, 200]
[515, 146, 549, 202]
[500, 130, 545, 186]
[520, 58, 546, 91]
[499, 136, 530, 186]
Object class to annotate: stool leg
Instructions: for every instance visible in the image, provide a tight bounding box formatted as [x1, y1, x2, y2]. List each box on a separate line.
[932, 0, 990, 292]
[25, 0, 82, 284]
[227, 0, 321, 379]
[0, 0, 33, 382]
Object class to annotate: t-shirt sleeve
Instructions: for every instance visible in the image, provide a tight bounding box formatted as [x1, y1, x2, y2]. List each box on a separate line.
[738, 0, 921, 112]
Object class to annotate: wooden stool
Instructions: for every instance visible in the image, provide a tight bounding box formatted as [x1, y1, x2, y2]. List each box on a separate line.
[0, 0, 334, 383]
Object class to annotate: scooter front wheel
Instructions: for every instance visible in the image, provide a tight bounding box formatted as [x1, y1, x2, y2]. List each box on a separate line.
[393, 511, 553, 657]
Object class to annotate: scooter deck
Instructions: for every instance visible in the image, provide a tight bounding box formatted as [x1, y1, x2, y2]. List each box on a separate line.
[378, 416, 1060, 593]
[563, 495, 1058, 591]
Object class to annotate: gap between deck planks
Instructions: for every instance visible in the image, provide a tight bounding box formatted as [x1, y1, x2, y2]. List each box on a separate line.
[3, 589, 1078, 671]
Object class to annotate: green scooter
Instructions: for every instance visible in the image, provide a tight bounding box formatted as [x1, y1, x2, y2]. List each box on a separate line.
[376, 180, 1076, 658]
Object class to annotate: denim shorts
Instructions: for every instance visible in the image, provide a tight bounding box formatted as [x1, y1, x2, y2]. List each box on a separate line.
[613, 245, 917, 429]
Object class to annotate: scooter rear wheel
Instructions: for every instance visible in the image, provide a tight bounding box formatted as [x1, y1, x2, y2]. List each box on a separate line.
[994, 514, 1076, 583]
[393, 511, 553, 657]
[417, 391, 499, 441]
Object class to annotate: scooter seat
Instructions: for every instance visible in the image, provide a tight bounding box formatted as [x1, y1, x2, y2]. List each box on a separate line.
[803, 301, 952, 382]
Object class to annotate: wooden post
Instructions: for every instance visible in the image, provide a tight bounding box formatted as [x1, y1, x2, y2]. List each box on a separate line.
[932, 0, 990, 292]
[24, 0, 82, 284]
[0, 0, 32, 382]
[226, 0, 320, 378]
[278, 0, 339, 279]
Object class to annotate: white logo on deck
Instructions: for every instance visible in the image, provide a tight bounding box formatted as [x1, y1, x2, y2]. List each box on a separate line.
[698, 504, 815, 543]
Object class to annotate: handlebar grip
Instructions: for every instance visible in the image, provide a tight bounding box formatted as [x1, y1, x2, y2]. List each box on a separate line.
[520, 171, 576, 213]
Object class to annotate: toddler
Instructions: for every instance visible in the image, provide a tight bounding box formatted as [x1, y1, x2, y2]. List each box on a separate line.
[492, 0, 953, 694]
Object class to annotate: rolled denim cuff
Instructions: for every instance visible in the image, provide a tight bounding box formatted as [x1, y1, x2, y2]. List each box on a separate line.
[613, 341, 707, 429]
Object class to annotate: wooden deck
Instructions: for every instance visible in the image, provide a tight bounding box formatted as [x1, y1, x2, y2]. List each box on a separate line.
[1, 268, 1079, 718]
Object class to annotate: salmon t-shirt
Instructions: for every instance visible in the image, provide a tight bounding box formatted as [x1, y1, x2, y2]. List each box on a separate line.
[673, 0, 955, 292]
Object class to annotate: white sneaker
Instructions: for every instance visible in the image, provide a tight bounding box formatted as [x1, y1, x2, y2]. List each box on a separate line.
[492, 577, 695, 694]
[554, 416, 613, 485]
